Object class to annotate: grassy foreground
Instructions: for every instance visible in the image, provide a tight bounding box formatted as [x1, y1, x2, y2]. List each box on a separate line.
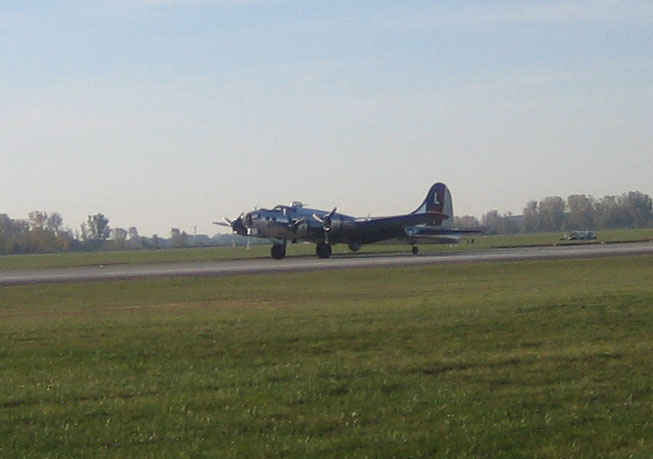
[2, 256, 653, 457]
[2, 227, 653, 272]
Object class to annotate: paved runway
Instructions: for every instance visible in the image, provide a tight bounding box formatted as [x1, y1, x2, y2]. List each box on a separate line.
[2, 242, 652, 285]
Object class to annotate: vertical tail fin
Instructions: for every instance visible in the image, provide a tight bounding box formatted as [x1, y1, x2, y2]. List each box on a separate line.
[411, 182, 454, 224]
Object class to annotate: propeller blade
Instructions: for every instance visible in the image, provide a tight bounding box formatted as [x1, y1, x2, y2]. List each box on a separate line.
[215, 214, 247, 235]
[289, 217, 305, 232]
[313, 208, 336, 224]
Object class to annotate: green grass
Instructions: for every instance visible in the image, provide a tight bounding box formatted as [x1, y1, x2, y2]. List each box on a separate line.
[2, 227, 653, 272]
[2, 255, 653, 457]
[0, 243, 407, 271]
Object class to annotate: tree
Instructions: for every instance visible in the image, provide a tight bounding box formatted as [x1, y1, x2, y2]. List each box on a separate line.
[88, 213, 111, 241]
[56, 228, 77, 251]
[0, 214, 15, 254]
[24, 210, 66, 252]
[170, 228, 188, 248]
[481, 210, 521, 235]
[128, 226, 139, 241]
[127, 226, 143, 249]
[28, 211, 48, 231]
[112, 227, 128, 249]
[0, 216, 29, 254]
[453, 215, 481, 229]
[595, 196, 623, 228]
[538, 196, 566, 231]
[46, 212, 63, 235]
[80, 222, 89, 243]
[481, 210, 502, 235]
[522, 201, 539, 233]
[621, 191, 652, 227]
[83, 213, 111, 249]
[502, 211, 521, 234]
[567, 194, 595, 230]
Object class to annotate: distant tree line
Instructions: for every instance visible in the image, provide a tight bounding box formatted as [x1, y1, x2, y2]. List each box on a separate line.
[2, 189, 652, 255]
[0, 211, 151, 255]
[0, 211, 73, 254]
[455, 191, 653, 235]
[0, 210, 261, 256]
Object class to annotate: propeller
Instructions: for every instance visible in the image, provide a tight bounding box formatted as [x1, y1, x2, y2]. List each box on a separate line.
[213, 213, 247, 236]
[312, 207, 337, 230]
[288, 217, 305, 232]
[213, 217, 232, 227]
[312, 207, 337, 243]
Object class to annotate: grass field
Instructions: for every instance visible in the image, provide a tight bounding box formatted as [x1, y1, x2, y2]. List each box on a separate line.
[2, 255, 653, 457]
[2, 227, 653, 272]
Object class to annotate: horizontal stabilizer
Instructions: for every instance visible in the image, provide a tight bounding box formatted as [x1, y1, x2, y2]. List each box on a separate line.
[404, 225, 483, 243]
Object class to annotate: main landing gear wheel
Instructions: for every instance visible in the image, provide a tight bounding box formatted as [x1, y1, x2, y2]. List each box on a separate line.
[412, 246, 419, 255]
[316, 243, 332, 259]
[271, 244, 286, 259]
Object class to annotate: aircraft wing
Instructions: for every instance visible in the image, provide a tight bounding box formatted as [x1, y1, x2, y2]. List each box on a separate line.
[405, 226, 483, 241]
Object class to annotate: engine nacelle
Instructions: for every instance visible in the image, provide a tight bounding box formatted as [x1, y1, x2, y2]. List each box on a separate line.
[293, 221, 310, 237]
[327, 216, 357, 236]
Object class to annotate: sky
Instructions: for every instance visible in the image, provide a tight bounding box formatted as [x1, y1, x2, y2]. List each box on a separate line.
[2, 0, 652, 237]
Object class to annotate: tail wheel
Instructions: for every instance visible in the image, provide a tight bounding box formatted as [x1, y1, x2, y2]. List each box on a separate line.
[348, 242, 361, 252]
[412, 246, 419, 255]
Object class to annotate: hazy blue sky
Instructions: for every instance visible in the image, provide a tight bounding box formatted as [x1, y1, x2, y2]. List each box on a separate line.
[2, 0, 652, 236]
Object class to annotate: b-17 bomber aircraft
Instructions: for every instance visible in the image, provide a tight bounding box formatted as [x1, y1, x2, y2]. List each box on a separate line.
[215, 182, 480, 259]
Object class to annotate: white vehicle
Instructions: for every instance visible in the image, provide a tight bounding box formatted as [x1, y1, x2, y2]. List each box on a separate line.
[563, 230, 597, 241]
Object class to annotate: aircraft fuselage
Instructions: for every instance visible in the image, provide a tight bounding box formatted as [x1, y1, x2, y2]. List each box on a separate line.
[217, 183, 480, 259]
